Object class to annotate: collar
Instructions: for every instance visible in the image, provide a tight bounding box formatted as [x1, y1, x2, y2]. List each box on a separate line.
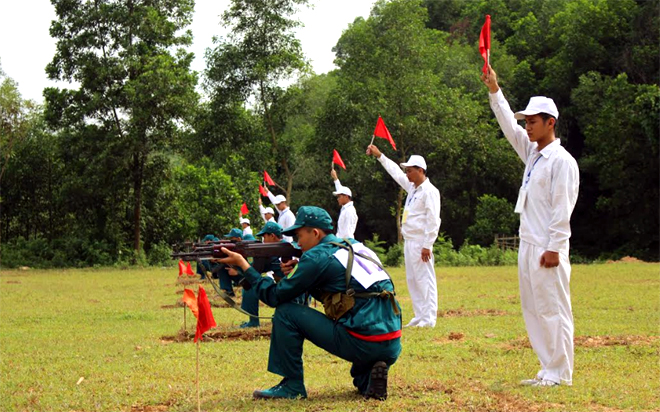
[414, 177, 430, 189]
[341, 201, 354, 210]
[280, 207, 291, 214]
[536, 138, 561, 158]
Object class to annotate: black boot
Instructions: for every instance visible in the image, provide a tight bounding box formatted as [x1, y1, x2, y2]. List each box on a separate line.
[364, 361, 388, 400]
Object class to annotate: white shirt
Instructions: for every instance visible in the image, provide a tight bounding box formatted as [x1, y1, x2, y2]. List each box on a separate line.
[242, 227, 253, 237]
[334, 179, 358, 239]
[266, 191, 296, 242]
[259, 204, 276, 223]
[489, 89, 580, 254]
[377, 155, 441, 249]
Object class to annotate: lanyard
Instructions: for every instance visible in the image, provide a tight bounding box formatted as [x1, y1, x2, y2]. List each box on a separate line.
[405, 187, 420, 208]
[523, 154, 543, 187]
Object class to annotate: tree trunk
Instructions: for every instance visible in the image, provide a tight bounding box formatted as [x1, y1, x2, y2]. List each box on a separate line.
[132, 152, 144, 261]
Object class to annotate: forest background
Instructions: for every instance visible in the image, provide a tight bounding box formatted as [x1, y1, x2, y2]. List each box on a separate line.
[1, 0, 658, 268]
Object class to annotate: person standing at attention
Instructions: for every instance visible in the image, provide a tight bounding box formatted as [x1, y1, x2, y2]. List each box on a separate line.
[265, 189, 296, 243]
[366, 144, 441, 328]
[482, 65, 579, 387]
[331, 169, 358, 239]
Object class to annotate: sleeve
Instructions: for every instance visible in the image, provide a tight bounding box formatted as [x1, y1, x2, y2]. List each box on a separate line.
[259, 204, 268, 223]
[333, 179, 343, 192]
[377, 154, 410, 192]
[266, 191, 280, 215]
[422, 188, 441, 249]
[489, 89, 533, 163]
[346, 207, 358, 239]
[242, 252, 324, 307]
[547, 156, 580, 253]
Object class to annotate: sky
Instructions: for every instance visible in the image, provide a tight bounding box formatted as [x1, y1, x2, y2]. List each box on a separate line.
[0, 0, 375, 103]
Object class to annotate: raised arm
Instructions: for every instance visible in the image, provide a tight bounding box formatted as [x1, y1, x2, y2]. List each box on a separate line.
[366, 144, 410, 192]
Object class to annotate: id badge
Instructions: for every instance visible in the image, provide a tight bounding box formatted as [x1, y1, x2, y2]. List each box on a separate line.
[514, 187, 527, 214]
[402, 209, 409, 224]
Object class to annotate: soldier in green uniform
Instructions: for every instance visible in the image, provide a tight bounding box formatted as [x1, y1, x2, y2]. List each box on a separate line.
[219, 206, 402, 400]
[218, 228, 244, 296]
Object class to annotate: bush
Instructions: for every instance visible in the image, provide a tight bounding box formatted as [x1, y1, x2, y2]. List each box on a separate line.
[363, 233, 387, 264]
[148, 241, 174, 266]
[385, 243, 403, 267]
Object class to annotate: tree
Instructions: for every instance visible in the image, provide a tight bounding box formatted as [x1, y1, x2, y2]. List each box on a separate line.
[465, 194, 518, 246]
[205, 0, 310, 199]
[45, 0, 198, 259]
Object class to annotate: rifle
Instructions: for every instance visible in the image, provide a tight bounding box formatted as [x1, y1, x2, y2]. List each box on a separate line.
[171, 241, 302, 284]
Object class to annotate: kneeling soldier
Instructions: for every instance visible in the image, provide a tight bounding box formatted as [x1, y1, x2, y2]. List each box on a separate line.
[219, 206, 402, 400]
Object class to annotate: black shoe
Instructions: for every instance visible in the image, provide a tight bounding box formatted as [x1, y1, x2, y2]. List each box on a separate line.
[364, 361, 388, 400]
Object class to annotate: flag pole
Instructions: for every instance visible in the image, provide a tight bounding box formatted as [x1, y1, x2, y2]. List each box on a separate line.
[184, 304, 186, 331]
[369, 135, 375, 146]
[196, 340, 201, 412]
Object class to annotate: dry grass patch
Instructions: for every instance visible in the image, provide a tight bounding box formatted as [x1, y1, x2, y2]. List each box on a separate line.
[161, 325, 273, 343]
[438, 308, 509, 317]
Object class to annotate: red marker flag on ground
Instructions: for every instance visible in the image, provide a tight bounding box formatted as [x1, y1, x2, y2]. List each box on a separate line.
[264, 170, 276, 186]
[241, 202, 249, 215]
[479, 15, 491, 75]
[195, 287, 217, 342]
[185, 262, 195, 276]
[259, 184, 268, 196]
[373, 116, 397, 151]
[182, 289, 199, 319]
[332, 149, 346, 170]
[178, 260, 186, 276]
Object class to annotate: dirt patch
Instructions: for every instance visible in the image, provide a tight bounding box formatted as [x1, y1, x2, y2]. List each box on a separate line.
[6, 280, 21, 284]
[503, 335, 659, 350]
[606, 256, 645, 264]
[175, 277, 200, 286]
[130, 401, 173, 412]
[433, 331, 466, 344]
[438, 308, 508, 318]
[161, 325, 272, 343]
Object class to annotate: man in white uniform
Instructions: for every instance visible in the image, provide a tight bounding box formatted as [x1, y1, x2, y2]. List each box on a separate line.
[266, 190, 296, 243]
[482, 65, 579, 387]
[330, 169, 358, 239]
[258, 198, 276, 223]
[366, 145, 441, 328]
[240, 217, 253, 237]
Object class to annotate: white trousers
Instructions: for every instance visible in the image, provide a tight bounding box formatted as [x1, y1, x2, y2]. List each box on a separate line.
[404, 238, 438, 327]
[518, 241, 574, 385]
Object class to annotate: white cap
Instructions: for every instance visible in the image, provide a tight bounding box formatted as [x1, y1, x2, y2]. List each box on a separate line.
[273, 195, 287, 204]
[400, 155, 427, 171]
[240, 217, 250, 225]
[332, 186, 353, 197]
[514, 96, 559, 120]
[264, 207, 275, 214]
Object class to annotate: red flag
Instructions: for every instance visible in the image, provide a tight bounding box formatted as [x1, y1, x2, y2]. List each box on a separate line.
[479, 15, 491, 75]
[195, 287, 217, 342]
[185, 262, 195, 276]
[241, 202, 249, 215]
[259, 184, 268, 197]
[182, 289, 199, 319]
[178, 260, 186, 277]
[332, 149, 346, 170]
[264, 170, 276, 186]
[373, 116, 397, 151]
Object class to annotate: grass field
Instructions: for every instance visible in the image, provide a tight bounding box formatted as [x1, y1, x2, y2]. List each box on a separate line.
[1, 262, 658, 412]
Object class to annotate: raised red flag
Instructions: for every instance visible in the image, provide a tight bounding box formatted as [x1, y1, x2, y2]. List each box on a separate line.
[241, 202, 249, 215]
[263, 170, 276, 186]
[185, 262, 195, 276]
[182, 289, 199, 319]
[194, 287, 217, 342]
[373, 116, 397, 151]
[332, 149, 346, 170]
[259, 184, 268, 197]
[178, 260, 186, 277]
[479, 15, 491, 75]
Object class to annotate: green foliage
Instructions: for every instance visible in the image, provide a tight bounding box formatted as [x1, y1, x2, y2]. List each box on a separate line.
[432, 234, 518, 267]
[385, 242, 404, 267]
[465, 194, 519, 246]
[362, 233, 387, 264]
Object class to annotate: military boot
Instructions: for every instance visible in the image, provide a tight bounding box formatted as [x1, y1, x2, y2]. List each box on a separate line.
[253, 378, 307, 399]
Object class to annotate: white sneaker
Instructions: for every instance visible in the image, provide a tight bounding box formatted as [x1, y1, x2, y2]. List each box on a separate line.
[519, 378, 542, 386]
[404, 319, 420, 328]
[530, 379, 559, 387]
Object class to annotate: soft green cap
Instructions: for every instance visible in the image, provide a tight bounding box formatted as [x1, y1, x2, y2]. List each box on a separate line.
[257, 221, 283, 237]
[242, 233, 256, 241]
[224, 228, 243, 239]
[203, 234, 215, 242]
[282, 206, 334, 236]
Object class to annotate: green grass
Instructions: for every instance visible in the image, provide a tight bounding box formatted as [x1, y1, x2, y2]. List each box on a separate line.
[1, 263, 658, 411]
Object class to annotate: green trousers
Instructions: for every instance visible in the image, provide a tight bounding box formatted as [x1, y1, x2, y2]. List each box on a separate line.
[268, 303, 402, 393]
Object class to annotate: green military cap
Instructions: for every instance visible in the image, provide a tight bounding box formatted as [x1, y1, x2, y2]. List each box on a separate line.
[242, 233, 256, 241]
[282, 206, 334, 236]
[257, 221, 283, 237]
[203, 234, 215, 242]
[224, 228, 243, 239]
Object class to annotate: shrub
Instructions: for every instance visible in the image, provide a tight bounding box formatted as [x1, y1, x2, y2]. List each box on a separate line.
[385, 243, 403, 267]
